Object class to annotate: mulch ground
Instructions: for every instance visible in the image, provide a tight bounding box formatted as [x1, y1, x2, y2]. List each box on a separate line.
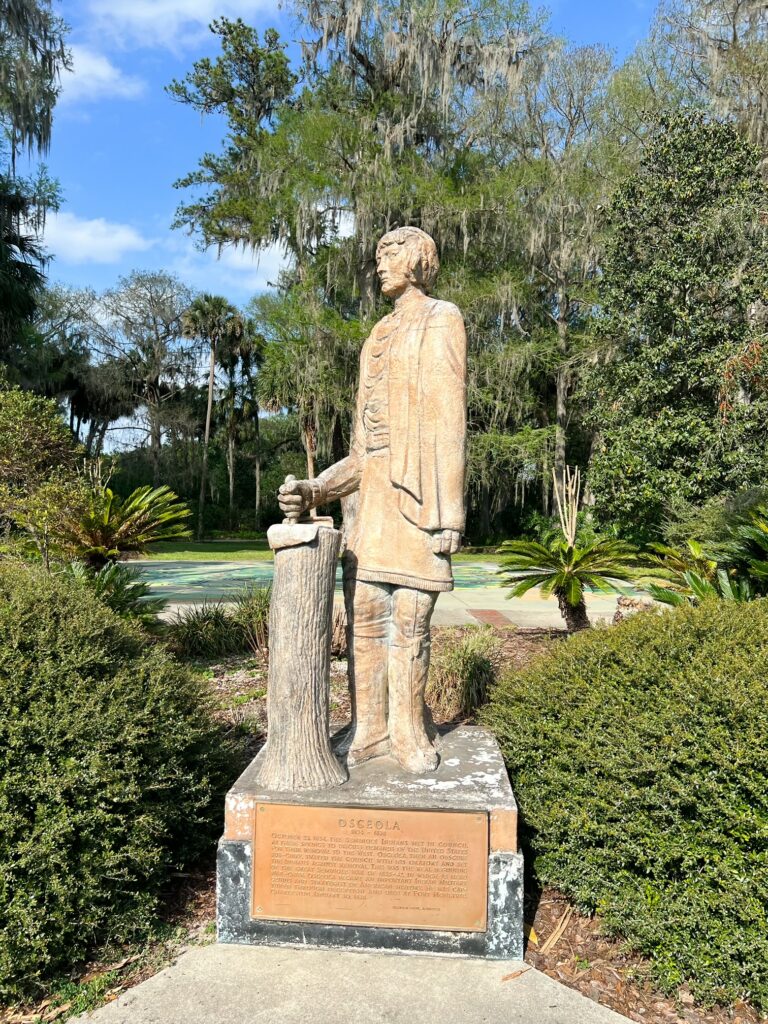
[2, 625, 764, 1024]
[525, 890, 764, 1024]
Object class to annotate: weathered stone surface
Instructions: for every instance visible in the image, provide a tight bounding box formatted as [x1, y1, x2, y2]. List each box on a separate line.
[224, 726, 518, 840]
[277, 227, 468, 775]
[217, 726, 523, 959]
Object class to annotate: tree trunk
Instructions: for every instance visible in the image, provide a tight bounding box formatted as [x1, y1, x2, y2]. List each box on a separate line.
[94, 419, 109, 457]
[253, 407, 261, 531]
[227, 433, 235, 531]
[305, 434, 316, 480]
[149, 398, 162, 487]
[197, 341, 216, 541]
[554, 285, 570, 494]
[256, 522, 347, 791]
[357, 249, 377, 317]
[479, 484, 491, 541]
[254, 453, 261, 531]
[84, 420, 98, 457]
[558, 591, 590, 631]
[554, 349, 568, 495]
[555, 364, 568, 493]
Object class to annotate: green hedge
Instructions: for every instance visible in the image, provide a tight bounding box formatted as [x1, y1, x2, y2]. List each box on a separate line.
[0, 561, 238, 1000]
[482, 600, 768, 1009]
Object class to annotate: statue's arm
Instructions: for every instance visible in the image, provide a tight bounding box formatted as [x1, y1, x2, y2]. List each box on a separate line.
[312, 449, 363, 504]
[278, 447, 363, 518]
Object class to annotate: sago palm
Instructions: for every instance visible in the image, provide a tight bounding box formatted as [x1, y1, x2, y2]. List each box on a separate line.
[60, 484, 192, 568]
[644, 567, 753, 607]
[498, 536, 643, 631]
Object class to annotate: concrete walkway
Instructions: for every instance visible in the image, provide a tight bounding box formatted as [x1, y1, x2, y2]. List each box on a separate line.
[143, 560, 625, 629]
[74, 944, 630, 1024]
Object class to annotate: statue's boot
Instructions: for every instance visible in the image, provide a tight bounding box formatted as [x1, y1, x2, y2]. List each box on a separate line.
[347, 633, 390, 767]
[389, 637, 439, 774]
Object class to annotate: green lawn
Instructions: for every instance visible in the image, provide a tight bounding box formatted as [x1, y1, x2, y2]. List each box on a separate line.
[141, 538, 501, 564]
[140, 539, 273, 562]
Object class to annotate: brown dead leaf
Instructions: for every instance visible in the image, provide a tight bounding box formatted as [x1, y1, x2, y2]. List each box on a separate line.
[42, 1003, 71, 1023]
[104, 955, 140, 974]
[539, 906, 573, 955]
[502, 967, 531, 982]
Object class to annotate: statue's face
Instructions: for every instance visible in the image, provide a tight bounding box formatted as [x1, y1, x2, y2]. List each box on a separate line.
[376, 242, 416, 298]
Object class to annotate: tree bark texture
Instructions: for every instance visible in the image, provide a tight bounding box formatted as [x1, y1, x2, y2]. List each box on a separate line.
[255, 522, 348, 791]
[227, 434, 235, 529]
[558, 591, 590, 631]
[197, 342, 216, 541]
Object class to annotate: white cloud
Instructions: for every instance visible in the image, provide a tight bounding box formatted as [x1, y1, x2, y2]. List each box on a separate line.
[45, 211, 155, 265]
[169, 239, 287, 297]
[85, 0, 282, 50]
[60, 45, 146, 105]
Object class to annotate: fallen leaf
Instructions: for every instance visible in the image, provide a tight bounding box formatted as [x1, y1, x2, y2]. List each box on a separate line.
[539, 906, 573, 955]
[42, 1003, 71, 1023]
[501, 968, 531, 983]
[103, 955, 140, 974]
[524, 922, 539, 945]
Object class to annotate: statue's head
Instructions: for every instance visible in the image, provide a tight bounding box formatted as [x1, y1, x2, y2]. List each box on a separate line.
[375, 227, 439, 298]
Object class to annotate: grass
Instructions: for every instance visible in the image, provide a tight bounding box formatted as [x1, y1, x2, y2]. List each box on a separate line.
[452, 551, 502, 563]
[139, 540, 273, 562]
[141, 538, 500, 564]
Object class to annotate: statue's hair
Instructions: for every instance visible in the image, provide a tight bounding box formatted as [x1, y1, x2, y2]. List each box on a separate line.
[376, 226, 440, 292]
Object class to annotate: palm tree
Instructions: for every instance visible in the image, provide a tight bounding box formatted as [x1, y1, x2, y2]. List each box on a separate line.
[0, 176, 45, 363]
[59, 483, 192, 569]
[499, 536, 643, 630]
[182, 295, 244, 540]
[217, 318, 263, 530]
[644, 567, 753, 607]
[498, 467, 642, 631]
[642, 514, 768, 607]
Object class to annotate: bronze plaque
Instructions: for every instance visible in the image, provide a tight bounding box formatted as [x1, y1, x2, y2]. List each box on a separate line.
[252, 803, 488, 932]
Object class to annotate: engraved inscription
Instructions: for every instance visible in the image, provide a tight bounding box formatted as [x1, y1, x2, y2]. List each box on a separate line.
[252, 804, 488, 932]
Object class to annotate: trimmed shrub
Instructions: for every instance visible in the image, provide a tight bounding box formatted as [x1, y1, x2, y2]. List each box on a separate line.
[0, 561, 238, 999]
[427, 626, 500, 721]
[482, 601, 768, 1009]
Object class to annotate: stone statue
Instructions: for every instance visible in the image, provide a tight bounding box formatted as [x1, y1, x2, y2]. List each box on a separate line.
[279, 227, 467, 774]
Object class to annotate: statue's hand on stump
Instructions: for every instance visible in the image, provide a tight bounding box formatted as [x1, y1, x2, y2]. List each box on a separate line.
[431, 529, 462, 555]
[278, 475, 315, 522]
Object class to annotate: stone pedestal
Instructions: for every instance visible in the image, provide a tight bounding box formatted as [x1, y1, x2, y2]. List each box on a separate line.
[217, 726, 523, 959]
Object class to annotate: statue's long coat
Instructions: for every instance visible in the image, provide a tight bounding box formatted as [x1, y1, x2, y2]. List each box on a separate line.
[315, 295, 467, 590]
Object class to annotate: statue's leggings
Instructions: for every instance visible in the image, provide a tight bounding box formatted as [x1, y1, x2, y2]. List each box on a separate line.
[343, 577, 438, 764]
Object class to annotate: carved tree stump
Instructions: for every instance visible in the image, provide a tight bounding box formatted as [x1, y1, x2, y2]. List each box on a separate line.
[255, 521, 348, 791]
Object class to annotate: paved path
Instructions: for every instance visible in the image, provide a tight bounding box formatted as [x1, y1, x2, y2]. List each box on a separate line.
[138, 560, 625, 629]
[74, 944, 630, 1024]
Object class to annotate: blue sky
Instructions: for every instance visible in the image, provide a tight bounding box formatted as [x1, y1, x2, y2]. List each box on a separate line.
[39, 0, 656, 308]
